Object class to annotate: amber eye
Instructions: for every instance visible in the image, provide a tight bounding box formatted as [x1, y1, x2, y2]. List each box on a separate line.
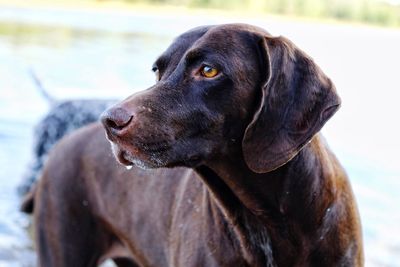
[200, 65, 219, 78]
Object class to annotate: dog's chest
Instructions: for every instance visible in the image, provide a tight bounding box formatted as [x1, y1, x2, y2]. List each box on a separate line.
[167, 205, 248, 266]
[162, 184, 248, 267]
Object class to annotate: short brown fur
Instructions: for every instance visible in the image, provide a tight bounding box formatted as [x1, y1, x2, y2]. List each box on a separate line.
[30, 24, 363, 267]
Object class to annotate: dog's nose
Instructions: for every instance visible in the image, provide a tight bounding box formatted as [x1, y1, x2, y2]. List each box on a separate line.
[101, 107, 133, 132]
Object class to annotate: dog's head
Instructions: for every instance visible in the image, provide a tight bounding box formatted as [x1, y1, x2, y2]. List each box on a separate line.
[101, 24, 340, 173]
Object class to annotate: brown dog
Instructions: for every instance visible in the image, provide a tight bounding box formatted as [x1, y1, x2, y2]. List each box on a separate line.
[31, 24, 363, 266]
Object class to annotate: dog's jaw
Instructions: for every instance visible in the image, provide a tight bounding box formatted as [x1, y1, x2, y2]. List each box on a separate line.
[109, 139, 171, 170]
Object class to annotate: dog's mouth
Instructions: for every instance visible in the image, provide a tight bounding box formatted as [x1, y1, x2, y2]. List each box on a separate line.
[110, 139, 172, 169]
[115, 149, 134, 167]
[105, 123, 210, 170]
[110, 137, 206, 170]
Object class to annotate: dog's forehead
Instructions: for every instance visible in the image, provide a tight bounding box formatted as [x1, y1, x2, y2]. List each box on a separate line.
[206, 23, 268, 38]
[184, 24, 268, 50]
[158, 24, 268, 62]
[154, 26, 211, 67]
[172, 25, 212, 49]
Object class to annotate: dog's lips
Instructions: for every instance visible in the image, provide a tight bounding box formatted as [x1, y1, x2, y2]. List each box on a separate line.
[117, 150, 134, 167]
[109, 137, 172, 168]
[110, 143, 133, 167]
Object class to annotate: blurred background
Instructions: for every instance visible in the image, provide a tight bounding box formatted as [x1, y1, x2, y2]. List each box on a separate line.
[0, 0, 399, 266]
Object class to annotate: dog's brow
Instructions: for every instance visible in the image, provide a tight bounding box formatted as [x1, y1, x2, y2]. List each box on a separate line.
[154, 56, 168, 70]
[185, 49, 204, 63]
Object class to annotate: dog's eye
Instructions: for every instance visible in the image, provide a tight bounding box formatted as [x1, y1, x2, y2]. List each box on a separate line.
[200, 65, 219, 78]
[152, 66, 160, 81]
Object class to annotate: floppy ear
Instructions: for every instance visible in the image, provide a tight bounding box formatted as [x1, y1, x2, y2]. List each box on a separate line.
[242, 36, 341, 173]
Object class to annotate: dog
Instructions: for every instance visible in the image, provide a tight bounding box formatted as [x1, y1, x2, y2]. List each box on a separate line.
[29, 23, 363, 266]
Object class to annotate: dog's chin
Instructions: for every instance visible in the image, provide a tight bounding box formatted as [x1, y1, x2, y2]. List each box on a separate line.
[110, 142, 167, 169]
[164, 155, 204, 169]
[110, 142, 205, 170]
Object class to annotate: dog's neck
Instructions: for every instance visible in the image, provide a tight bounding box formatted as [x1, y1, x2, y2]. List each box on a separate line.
[195, 135, 337, 266]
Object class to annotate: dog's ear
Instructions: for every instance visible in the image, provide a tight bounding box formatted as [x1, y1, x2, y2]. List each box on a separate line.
[242, 36, 341, 173]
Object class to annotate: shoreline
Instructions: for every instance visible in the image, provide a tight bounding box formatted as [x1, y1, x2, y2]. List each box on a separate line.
[0, 0, 398, 31]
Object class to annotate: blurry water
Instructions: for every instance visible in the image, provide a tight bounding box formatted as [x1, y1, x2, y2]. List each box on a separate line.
[0, 6, 399, 267]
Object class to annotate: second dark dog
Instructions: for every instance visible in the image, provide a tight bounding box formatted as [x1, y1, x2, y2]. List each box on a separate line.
[19, 99, 117, 198]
